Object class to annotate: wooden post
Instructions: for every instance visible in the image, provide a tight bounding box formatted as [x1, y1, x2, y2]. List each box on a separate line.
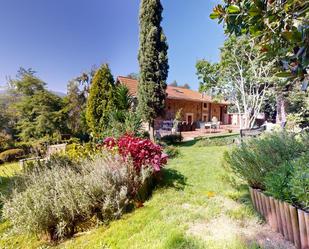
[256, 190, 263, 215]
[284, 202, 294, 243]
[269, 197, 278, 232]
[279, 201, 289, 239]
[305, 212, 309, 248]
[261, 193, 267, 218]
[264, 194, 272, 227]
[249, 187, 256, 210]
[298, 209, 309, 249]
[289, 205, 301, 248]
[274, 199, 283, 234]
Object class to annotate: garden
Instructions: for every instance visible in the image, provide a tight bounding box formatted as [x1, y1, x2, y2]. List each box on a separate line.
[0, 0, 308, 248]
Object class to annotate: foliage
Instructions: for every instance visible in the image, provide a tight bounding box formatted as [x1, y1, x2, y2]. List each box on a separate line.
[102, 85, 143, 138]
[0, 132, 14, 153]
[65, 143, 99, 161]
[2, 154, 149, 240]
[63, 80, 88, 137]
[164, 145, 180, 158]
[8, 68, 68, 141]
[137, 0, 169, 134]
[160, 134, 183, 145]
[86, 64, 115, 136]
[264, 161, 294, 202]
[224, 132, 306, 189]
[103, 135, 168, 172]
[197, 36, 277, 128]
[194, 136, 237, 147]
[290, 154, 309, 210]
[287, 89, 309, 129]
[0, 148, 24, 163]
[210, 0, 309, 85]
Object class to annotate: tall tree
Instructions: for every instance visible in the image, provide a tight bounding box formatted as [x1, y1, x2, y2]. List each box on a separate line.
[197, 36, 277, 129]
[86, 64, 115, 136]
[210, 0, 309, 126]
[138, 0, 169, 139]
[64, 80, 87, 136]
[9, 68, 68, 141]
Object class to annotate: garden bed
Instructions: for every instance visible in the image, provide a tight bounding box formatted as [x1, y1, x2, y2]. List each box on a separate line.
[249, 187, 309, 249]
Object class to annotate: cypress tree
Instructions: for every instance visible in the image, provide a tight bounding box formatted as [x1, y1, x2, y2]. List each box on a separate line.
[137, 0, 169, 139]
[86, 64, 114, 136]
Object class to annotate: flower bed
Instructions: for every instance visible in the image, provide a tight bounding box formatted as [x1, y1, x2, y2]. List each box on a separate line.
[249, 187, 309, 249]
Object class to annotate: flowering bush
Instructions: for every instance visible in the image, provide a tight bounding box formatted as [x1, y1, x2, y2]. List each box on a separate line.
[103, 135, 168, 172]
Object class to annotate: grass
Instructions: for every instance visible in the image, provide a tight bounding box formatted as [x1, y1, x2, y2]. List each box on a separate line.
[0, 145, 262, 249]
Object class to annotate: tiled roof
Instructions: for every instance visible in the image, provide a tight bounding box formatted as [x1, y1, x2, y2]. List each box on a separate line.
[116, 76, 228, 104]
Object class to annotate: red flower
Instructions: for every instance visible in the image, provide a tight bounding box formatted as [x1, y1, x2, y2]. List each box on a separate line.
[103, 135, 168, 172]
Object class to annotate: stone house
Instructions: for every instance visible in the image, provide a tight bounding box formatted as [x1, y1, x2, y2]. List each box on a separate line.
[116, 76, 229, 127]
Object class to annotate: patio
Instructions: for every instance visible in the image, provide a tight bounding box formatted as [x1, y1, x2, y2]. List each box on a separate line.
[157, 124, 240, 141]
[180, 124, 240, 141]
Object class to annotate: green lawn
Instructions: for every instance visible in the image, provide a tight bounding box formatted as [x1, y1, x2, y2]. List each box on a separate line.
[0, 144, 262, 249]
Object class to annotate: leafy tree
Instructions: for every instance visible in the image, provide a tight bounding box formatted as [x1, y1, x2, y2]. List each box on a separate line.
[106, 85, 143, 138]
[210, 0, 309, 85]
[197, 36, 277, 128]
[138, 0, 169, 139]
[287, 90, 309, 129]
[64, 80, 88, 137]
[9, 69, 68, 141]
[86, 64, 115, 136]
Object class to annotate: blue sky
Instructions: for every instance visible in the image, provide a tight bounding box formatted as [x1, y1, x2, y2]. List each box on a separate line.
[0, 0, 224, 92]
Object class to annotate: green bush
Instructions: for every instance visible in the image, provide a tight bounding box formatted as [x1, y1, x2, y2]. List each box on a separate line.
[65, 142, 99, 160]
[264, 161, 294, 202]
[290, 155, 309, 210]
[164, 145, 180, 158]
[160, 134, 183, 145]
[23, 154, 78, 174]
[2, 154, 151, 240]
[0, 148, 24, 163]
[224, 132, 306, 189]
[195, 136, 237, 147]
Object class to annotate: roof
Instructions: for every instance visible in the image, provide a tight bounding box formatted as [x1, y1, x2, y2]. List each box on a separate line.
[116, 76, 228, 104]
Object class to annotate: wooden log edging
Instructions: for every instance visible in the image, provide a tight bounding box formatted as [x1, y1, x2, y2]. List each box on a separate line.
[249, 187, 309, 249]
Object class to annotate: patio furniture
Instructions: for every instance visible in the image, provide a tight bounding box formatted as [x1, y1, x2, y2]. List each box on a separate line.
[199, 121, 206, 132]
[205, 122, 212, 133]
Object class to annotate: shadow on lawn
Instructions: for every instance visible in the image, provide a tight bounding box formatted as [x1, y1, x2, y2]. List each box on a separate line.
[157, 168, 187, 191]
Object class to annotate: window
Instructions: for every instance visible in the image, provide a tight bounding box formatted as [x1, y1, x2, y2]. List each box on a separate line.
[203, 103, 208, 110]
[203, 115, 208, 122]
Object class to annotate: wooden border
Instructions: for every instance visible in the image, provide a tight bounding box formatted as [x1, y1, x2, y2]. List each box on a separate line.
[249, 187, 309, 249]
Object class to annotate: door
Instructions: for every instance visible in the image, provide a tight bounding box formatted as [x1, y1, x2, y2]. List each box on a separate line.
[186, 113, 193, 123]
[187, 115, 192, 123]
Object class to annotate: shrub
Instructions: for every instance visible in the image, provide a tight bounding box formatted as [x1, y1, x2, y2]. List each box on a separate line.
[195, 136, 237, 147]
[264, 161, 294, 202]
[0, 148, 24, 163]
[2, 154, 148, 240]
[65, 142, 99, 160]
[103, 135, 168, 172]
[160, 134, 183, 145]
[290, 155, 309, 210]
[224, 132, 306, 189]
[164, 145, 180, 158]
[23, 154, 78, 174]
[0, 132, 14, 153]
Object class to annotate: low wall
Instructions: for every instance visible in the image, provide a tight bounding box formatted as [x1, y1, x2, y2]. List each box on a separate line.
[249, 187, 309, 249]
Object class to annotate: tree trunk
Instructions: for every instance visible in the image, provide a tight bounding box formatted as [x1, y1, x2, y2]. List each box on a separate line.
[276, 94, 287, 127]
[149, 121, 155, 141]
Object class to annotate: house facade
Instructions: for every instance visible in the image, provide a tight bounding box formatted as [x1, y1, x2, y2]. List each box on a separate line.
[116, 76, 229, 127]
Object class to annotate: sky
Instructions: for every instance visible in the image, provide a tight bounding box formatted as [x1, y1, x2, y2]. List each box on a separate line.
[0, 0, 225, 93]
